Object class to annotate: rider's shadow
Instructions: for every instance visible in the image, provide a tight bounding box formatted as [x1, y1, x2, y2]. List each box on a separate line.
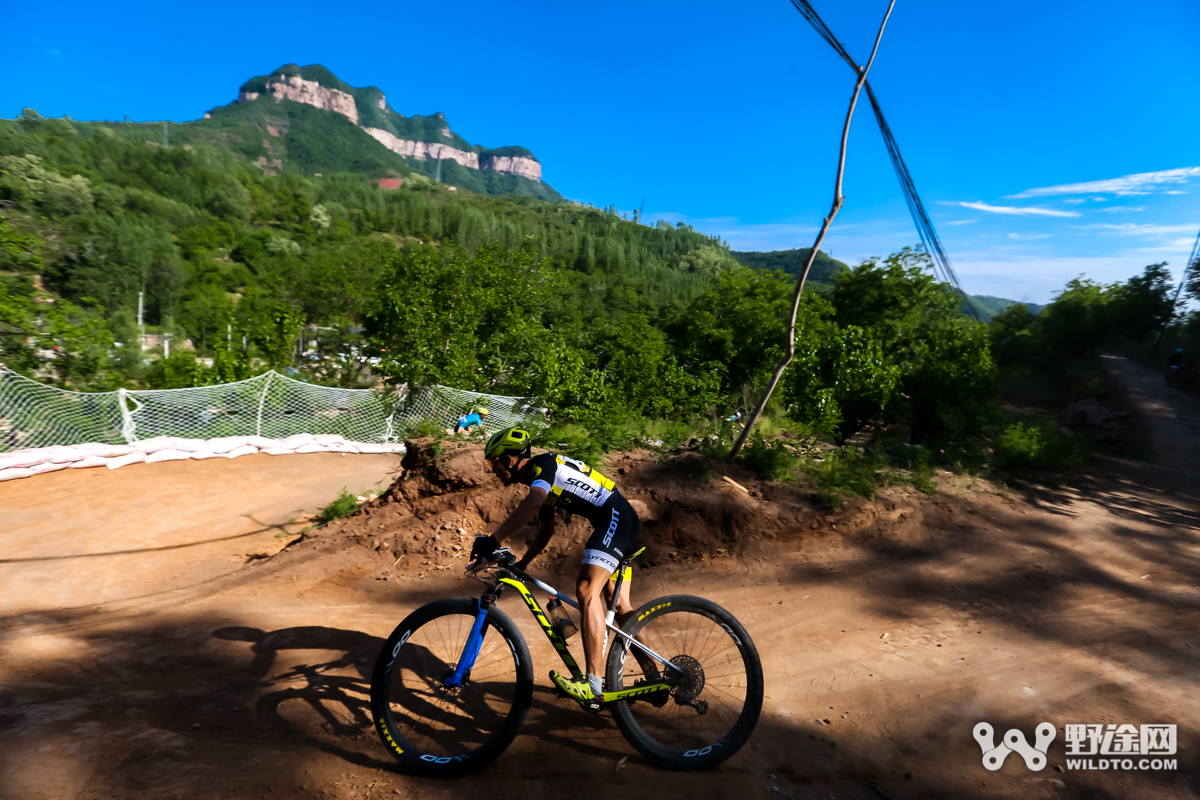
[516, 685, 635, 762]
[213, 625, 393, 767]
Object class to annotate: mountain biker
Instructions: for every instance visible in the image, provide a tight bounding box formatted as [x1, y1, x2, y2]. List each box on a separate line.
[470, 427, 643, 712]
[1168, 348, 1184, 368]
[453, 407, 489, 435]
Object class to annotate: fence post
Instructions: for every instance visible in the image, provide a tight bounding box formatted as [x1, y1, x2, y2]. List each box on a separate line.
[118, 388, 141, 443]
[256, 371, 274, 437]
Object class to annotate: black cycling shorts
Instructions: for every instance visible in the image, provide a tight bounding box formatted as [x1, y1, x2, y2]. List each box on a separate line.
[581, 493, 642, 575]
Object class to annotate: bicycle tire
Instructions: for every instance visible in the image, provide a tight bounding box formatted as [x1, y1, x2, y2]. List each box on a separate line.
[606, 594, 763, 770]
[371, 597, 533, 777]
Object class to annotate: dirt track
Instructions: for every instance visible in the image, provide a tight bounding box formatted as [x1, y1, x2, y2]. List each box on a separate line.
[1, 357, 1198, 800]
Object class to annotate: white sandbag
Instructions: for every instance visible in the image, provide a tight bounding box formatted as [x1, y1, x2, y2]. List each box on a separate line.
[294, 443, 328, 454]
[279, 433, 314, 449]
[381, 443, 407, 453]
[206, 436, 251, 454]
[171, 438, 213, 453]
[260, 447, 297, 456]
[245, 436, 281, 449]
[70, 456, 111, 469]
[190, 449, 223, 460]
[146, 449, 193, 463]
[0, 451, 51, 469]
[29, 462, 68, 475]
[107, 452, 147, 470]
[81, 443, 136, 458]
[0, 468, 33, 481]
[325, 440, 359, 453]
[354, 442, 385, 454]
[225, 444, 258, 459]
[133, 436, 177, 454]
[50, 448, 88, 464]
[313, 433, 345, 446]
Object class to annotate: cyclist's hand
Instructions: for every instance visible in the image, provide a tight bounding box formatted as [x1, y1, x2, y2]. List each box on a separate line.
[469, 534, 500, 564]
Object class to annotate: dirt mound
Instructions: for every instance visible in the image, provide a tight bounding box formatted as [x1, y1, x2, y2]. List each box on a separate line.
[288, 439, 962, 579]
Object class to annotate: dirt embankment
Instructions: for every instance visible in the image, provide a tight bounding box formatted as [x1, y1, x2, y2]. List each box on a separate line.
[296, 437, 974, 580]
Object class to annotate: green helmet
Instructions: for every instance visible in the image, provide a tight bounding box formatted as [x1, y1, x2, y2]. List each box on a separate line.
[485, 427, 531, 460]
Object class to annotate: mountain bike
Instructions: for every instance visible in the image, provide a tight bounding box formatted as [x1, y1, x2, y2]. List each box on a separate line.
[370, 547, 763, 777]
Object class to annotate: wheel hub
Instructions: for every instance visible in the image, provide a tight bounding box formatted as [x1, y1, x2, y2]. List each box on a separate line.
[669, 654, 705, 704]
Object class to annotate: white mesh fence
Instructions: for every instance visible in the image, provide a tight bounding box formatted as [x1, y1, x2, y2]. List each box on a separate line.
[0, 366, 538, 453]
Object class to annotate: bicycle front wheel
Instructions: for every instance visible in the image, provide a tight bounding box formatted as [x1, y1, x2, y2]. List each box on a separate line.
[370, 597, 533, 777]
[606, 594, 763, 770]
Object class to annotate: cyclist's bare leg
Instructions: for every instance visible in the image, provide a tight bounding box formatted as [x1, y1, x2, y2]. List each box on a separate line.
[603, 576, 658, 677]
[602, 575, 634, 624]
[575, 564, 611, 681]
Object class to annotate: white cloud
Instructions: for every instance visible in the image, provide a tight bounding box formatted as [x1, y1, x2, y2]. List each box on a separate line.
[941, 219, 979, 226]
[1165, 190, 1188, 195]
[1098, 206, 1146, 213]
[1009, 167, 1200, 198]
[1076, 223, 1198, 236]
[1006, 233, 1053, 240]
[957, 201, 1080, 218]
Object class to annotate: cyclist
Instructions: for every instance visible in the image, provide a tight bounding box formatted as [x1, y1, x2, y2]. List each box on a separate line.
[470, 427, 643, 712]
[453, 407, 489, 435]
[1167, 348, 1185, 385]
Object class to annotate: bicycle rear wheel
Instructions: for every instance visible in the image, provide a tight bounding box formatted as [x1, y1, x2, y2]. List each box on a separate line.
[371, 597, 533, 777]
[606, 594, 763, 770]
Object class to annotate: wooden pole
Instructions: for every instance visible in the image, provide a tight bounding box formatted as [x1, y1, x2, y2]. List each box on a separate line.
[727, 0, 896, 462]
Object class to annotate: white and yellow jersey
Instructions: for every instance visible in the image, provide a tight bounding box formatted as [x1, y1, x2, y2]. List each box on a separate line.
[523, 453, 618, 526]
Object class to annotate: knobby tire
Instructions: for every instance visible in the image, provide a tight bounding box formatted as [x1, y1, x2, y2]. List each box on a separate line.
[370, 597, 533, 777]
[605, 594, 764, 770]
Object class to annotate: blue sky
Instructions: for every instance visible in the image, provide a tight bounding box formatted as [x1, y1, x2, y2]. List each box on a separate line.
[4, 0, 1198, 303]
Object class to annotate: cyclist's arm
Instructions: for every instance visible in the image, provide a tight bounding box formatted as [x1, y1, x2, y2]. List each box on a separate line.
[491, 485, 548, 546]
[517, 516, 555, 571]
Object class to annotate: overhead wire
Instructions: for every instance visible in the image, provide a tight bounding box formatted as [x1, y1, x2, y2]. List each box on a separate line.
[787, 0, 982, 320]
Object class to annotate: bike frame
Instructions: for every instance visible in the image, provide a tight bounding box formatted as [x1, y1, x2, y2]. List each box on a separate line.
[445, 554, 683, 703]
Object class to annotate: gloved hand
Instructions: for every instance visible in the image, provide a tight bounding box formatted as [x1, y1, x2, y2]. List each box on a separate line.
[469, 534, 500, 564]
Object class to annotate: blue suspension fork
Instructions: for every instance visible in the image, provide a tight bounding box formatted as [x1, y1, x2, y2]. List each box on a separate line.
[444, 597, 491, 688]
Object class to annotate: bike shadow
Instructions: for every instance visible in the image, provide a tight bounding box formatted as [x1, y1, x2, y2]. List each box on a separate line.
[212, 624, 638, 772]
[214, 624, 393, 769]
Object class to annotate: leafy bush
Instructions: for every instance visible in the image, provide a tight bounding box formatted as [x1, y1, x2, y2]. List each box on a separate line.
[318, 488, 359, 523]
[809, 447, 881, 509]
[992, 421, 1082, 474]
[738, 432, 799, 482]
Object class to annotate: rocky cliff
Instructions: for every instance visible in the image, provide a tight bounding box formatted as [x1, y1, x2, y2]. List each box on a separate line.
[362, 127, 480, 169]
[481, 154, 542, 181]
[237, 64, 543, 183]
[240, 74, 359, 125]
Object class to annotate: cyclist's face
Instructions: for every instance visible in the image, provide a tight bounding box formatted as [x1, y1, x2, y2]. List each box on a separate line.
[487, 455, 518, 485]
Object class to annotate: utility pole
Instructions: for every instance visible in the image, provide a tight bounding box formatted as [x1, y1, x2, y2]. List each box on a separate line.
[137, 291, 144, 351]
[435, 145, 443, 183]
[164, 333, 171, 359]
[163, 120, 168, 147]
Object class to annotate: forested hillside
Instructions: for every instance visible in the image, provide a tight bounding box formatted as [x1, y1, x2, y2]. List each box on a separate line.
[5, 104, 1192, 483]
[0, 109, 743, 384]
[731, 247, 849, 293]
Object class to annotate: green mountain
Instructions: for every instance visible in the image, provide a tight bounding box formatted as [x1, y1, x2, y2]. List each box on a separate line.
[89, 63, 561, 202]
[732, 248, 850, 294]
[966, 294, 1044, 322]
